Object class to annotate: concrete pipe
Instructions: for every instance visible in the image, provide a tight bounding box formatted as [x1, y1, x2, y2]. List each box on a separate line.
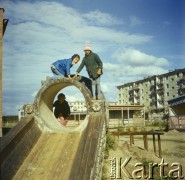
[33, 76, 94, 132]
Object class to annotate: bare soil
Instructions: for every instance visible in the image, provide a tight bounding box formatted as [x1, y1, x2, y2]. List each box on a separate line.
[103, 130, 185, 180]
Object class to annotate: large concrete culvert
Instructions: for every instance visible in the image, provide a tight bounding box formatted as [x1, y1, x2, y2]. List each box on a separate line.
[1, 76, 107, 180]
[33, 76, 96, 132]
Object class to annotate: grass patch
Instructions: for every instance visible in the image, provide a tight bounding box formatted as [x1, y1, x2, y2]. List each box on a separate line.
[104, 133, 117, 159]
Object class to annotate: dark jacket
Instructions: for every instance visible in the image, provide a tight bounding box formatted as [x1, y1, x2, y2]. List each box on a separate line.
[53, 100, 70, 119]
[76, 52, 103, 79]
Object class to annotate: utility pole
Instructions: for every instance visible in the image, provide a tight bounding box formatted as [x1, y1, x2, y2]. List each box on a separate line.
[0, 8, 8, 137]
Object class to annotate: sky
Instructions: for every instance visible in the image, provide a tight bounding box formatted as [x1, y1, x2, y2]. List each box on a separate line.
[1, 0, 185, 115]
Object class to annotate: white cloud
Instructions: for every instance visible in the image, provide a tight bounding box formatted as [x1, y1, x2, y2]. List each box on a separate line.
[103, 48, 169, 86]
[112, 48, 170, 67]
[103, 62, 167, 84]
[83, 10, 123, 26]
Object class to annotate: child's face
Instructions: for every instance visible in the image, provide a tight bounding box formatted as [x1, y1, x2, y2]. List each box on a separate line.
[59, 97, 65, 103]
[84, 50, 91, 56]
[73, 57, 80, 64]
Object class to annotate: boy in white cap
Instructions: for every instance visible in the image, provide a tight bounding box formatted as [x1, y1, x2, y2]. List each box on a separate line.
[74, 42, 103, 100]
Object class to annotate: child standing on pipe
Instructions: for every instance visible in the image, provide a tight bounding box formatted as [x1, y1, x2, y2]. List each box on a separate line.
[74, 42, 103, 100]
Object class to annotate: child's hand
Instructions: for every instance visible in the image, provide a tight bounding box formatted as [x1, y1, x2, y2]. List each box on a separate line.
[73, 73, 78, 79]
[68, 75, 72, 79]
[97, 68, 102, 75]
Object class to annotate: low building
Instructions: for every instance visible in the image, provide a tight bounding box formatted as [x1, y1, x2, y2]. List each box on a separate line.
[69, 101, 87, 112]
[68, 101, 87, 123]
[107, 103, 145, 127]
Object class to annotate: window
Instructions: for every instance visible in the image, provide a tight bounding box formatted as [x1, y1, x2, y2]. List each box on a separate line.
[167, 92, 169, 96]
[166, 84, 169, 88]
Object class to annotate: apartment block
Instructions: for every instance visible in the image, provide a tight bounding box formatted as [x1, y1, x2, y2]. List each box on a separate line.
[117, 68, 185, 114]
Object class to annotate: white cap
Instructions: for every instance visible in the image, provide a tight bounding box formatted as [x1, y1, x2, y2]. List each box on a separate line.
[84, 42, 92, 51]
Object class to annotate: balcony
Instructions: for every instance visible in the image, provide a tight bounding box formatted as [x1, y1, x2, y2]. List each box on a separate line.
[129, 100, 134, 105]
[156, 83, 163, 89]
[157, 101, 164, 106]
[156, 79, 163, 85]
[151, 105, 157, 109]
[150, 86, 156, 91]
[133, 85, 139, 90]
[179, 75, 185, 80]
[129, 96, 134, 100]
[136, 99, 140, 103]
[177, 76, 185, 84]
[128, 88, 133, 94]
[150, 80, 155, 86]
[151, 97, 156, 101]
[134, 94, 140, 99]
[178, 88, 185, 96]
[156, 87, 164, 92]
[150, 92, 156, 98]
[157, 98, 164, 102]
[150, 101, 156, 106]
[180, 85, 185, 89]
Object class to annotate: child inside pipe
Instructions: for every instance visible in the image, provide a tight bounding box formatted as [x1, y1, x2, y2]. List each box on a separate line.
[53, 93, 70, 126]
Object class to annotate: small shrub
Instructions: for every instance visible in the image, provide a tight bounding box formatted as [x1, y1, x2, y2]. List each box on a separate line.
[117, 126, 124, 133]
[104, 133, 116, 159]
[101, 165, 108, 180]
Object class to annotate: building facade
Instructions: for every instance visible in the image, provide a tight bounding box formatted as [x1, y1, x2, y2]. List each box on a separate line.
[0, 8, 8, 137]
[69, 101, 87, 112]
[117, 68, 185, 115]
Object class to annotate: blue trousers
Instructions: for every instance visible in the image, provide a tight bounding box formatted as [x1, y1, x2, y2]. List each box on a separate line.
[91, 77, 101, 97]
[51, 65, 64, 77]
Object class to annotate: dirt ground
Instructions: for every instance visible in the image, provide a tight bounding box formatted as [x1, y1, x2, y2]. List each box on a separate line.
[102, 130, 185, 180]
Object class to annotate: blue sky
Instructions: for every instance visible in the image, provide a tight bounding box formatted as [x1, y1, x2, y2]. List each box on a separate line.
[1, 0, 185, 115]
